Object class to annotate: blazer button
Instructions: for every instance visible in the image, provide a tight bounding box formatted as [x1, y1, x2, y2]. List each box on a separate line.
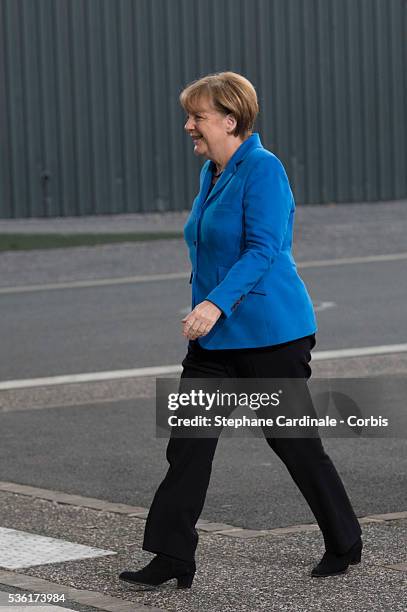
[193, 240, 197, 245]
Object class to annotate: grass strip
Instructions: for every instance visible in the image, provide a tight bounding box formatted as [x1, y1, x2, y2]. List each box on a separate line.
[0, 232, 183, 251]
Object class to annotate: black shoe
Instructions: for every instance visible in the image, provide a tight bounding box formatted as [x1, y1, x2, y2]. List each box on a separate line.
[119, 554, 196, 589]
[311, 538, 363, 578]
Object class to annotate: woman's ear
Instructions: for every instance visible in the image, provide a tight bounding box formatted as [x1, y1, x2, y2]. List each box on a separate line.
[225, 113, 237, 133]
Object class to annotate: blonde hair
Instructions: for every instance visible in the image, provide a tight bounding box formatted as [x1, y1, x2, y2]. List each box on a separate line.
[180, 71, 259, 138]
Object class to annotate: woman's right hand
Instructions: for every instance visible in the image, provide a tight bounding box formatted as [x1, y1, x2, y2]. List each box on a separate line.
[181, 300, 222, 339]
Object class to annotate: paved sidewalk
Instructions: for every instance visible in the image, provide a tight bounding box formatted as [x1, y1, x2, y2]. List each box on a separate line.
[0, 489, 405, 612]
[0, 199, 405, 238]
[0, 199, 406, 287]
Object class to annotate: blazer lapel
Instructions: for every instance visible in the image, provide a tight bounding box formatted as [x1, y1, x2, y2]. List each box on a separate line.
[203, 166, 237, 207]
[198, 162, 213, 207]
[199, 133, 263, 209]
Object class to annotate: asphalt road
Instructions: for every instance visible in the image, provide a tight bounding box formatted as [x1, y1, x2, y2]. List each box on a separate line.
[1, 396, 406, 530]
[0, 258, 406, 530]
[0, 257, 406, 379]
[0, 201, 406, 532]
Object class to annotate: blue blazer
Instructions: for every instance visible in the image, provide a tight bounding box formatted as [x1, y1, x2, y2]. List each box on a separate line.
[183, 133, 317, 350]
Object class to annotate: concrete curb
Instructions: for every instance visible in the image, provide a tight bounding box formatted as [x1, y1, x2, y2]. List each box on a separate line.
[1, 481, 406, 540]
[0, 570, 166, 612]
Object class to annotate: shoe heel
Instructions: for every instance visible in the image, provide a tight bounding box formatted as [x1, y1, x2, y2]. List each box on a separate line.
[177, 573, 195, 589]
[350, 548, 362, 565]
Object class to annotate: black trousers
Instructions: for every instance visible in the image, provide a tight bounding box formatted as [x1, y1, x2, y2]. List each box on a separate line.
[143, 334, 362, 562]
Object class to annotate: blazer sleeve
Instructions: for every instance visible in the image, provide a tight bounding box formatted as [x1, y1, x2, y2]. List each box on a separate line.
[205, 154, 293, 317]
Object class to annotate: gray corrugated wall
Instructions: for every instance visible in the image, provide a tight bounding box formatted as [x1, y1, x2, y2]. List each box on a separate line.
[0, 0, 406, 218]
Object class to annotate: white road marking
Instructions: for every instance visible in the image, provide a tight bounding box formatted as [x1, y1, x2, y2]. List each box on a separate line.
[1, 343, 407, 390]
[1, 251, 407, 295]
[0, 603, 78, 612]
[314, 301, 336, 312]
[0, 526, 115, 569]
[298, 252, 407, 268]
[313, 343, 407, 360]
[0, 365, 182, 390]
[0, 272, 189, 294]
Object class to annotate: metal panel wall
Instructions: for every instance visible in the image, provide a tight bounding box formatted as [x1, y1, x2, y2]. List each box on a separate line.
[0, 0, 406, 218]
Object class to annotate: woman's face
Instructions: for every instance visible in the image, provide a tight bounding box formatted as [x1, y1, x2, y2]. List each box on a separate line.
[184, 97, 236, 160]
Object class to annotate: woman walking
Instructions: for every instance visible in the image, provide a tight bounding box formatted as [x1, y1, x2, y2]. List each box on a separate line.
[119, 72, 362, 588]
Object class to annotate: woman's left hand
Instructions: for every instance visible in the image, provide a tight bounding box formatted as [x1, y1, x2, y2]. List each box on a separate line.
[181, 300, 223, 339]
